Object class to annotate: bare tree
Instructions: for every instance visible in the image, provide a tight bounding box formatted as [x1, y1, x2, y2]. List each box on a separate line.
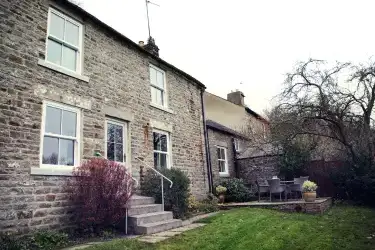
[273, 59, 375, 167]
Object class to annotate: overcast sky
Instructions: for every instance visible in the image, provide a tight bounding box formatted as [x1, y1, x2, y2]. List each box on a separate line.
[79, 0, 375, 115]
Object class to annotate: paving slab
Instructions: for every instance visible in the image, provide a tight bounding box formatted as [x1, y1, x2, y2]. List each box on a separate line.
[138, 223, 206, 243]
[138, 235, 168, 243]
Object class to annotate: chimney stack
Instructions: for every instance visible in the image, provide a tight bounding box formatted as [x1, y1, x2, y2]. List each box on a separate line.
[227, 90, 245, 106]
[143, 36, 159, 57]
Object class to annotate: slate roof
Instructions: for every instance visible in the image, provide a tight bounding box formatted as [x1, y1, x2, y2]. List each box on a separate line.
[59, 0, 206, 89]
[206, 120, 245, 138]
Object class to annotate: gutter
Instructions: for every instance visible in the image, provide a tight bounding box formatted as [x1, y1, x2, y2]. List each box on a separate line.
[201, 90, 213, 193]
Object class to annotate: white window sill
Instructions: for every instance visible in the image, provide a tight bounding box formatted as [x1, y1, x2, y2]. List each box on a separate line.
[30, 167, 74, 176]
[38, 59, 90, 82]
[219, 173, 230, 177]
[150, 103, 174, 114]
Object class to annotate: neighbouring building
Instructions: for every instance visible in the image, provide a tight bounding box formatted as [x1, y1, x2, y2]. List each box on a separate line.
[0, 0, 209, 234]
[203, 91, 269, 186]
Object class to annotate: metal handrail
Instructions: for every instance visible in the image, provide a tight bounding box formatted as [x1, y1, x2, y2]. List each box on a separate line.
[135, 157, 173, 188]
[135, 157, 173, 212]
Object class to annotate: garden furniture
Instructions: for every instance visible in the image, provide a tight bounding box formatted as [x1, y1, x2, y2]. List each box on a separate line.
[267, 178, 286, 201]
[255, 180, 270, 202]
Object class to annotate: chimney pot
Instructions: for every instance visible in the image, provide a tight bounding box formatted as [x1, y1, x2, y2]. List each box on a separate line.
[138, 41, 144, 47]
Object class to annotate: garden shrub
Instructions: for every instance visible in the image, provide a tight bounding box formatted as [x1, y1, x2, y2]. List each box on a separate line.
[332, 162, 375, 207]
[0, 231, 69, 250]
[188, 193, 219, 214]
[66, 158, 135, 231]
[219, 178, 252, 202]
[141, 168, 190, 219]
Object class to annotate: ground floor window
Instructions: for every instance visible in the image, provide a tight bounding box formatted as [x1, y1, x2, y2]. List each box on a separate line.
[41, 101, 80, 167]
[153, 130, 170, 170]
[217, 146, 228, 175]
[105, 119, 127, 163]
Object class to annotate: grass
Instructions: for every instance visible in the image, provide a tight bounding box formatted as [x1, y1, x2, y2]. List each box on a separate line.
[86, 205, 375, 250]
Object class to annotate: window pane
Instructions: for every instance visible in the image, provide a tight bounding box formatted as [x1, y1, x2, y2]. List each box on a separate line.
[115, 125, 123, 144]
[115, 144, 123, 162]
[62, 110, 76, 136]
[107, 123, 115, 142]
[221, 149, 226, 160]
[47, 39, 62, 65]
[156, 89, 164, 106]
[59, 139, 74, 166]
[150, 67, 157, 86]
[42, 136, 59, 165]
[153, 132, 160, 151]
[50, 13, 64, 39]
[154, 152, 167, 170]
[107, 142, 114, 161]
[62, 46, 77, 71]
[151, 87, 158, 104]
[217, 148, 222, 160]
[45, 106, 61, 134]
[219, 161, 225, 173]
[65, 21, 79, 46]
[159, 134, 167, 152]
[156, 71, 164, 89]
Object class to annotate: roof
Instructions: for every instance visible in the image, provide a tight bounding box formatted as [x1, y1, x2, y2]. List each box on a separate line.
[58, 0, 206, 89]
[206, 120, 245, 138]
[245, 107, 269, 124]
[237, 143, 280, 159]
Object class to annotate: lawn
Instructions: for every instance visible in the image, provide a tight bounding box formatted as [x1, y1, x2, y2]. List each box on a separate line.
[86, 205, 375, 250]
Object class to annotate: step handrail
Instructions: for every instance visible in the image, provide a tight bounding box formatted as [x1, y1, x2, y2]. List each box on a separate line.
[135, 157, 173, 188]
[135, 157, 173, 213]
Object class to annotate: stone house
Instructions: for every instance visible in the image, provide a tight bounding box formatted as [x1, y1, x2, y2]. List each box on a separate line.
[203, 91, 269, 188]
[0, 0, 209, 234]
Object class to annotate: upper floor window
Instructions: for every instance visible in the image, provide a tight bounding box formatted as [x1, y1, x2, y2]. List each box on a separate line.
[46, 8, 83, 73]
[150, 65, 167, 107]
[41, 101, 80, 167]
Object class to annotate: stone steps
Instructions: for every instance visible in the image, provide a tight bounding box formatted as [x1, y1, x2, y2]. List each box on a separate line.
[128, 195, 182, 235]
[135, 219, 182, 235]
[129, 211, 174, 225]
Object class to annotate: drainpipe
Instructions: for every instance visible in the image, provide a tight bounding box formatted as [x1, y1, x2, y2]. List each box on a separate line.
[200, 89, 213, 193]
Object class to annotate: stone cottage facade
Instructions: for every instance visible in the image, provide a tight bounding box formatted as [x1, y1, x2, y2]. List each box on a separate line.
[0, 0, 208, 234]
[203, 91, 269, 186]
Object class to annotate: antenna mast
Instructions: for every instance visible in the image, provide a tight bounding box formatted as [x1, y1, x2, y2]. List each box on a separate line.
[145, 0, 160, 38]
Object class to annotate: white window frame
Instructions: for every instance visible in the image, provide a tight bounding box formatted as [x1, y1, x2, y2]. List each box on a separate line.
[149, 64, 168, 108]
[104, 119, 127, 164]
[217, 146, 229, 176]
[39, 101, 81, 169]
[234, 138, 241, 152]
[153, 129, 171, 169]
[45, 7, 84, 74]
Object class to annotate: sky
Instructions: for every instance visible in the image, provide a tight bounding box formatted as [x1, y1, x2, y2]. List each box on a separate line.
[78, 0, 375, 115]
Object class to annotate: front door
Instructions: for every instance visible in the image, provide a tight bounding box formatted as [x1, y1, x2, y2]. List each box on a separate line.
[105, 119, 128, 168]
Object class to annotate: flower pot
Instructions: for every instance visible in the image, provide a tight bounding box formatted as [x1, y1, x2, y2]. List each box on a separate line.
[303, 191, 316, 202]
[218, 194, 225, 203]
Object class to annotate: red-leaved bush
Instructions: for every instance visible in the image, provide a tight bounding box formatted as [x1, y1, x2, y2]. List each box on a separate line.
[66, 158, 135, 230]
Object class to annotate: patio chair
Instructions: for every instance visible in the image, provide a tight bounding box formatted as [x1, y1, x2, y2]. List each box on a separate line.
[255, 180, 269, 202]
[267, 179, 286, 201]
[300, 176, 309, 184]
[287, 183, 303, 199]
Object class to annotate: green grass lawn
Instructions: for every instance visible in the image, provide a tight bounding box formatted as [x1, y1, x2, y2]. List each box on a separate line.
[86, 205, 375, 250]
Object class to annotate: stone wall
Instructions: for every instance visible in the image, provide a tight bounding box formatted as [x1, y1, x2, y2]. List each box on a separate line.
[207, 129, 236, 185]
[237, 156, 280, 185]
[0, 0, 207, 234]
